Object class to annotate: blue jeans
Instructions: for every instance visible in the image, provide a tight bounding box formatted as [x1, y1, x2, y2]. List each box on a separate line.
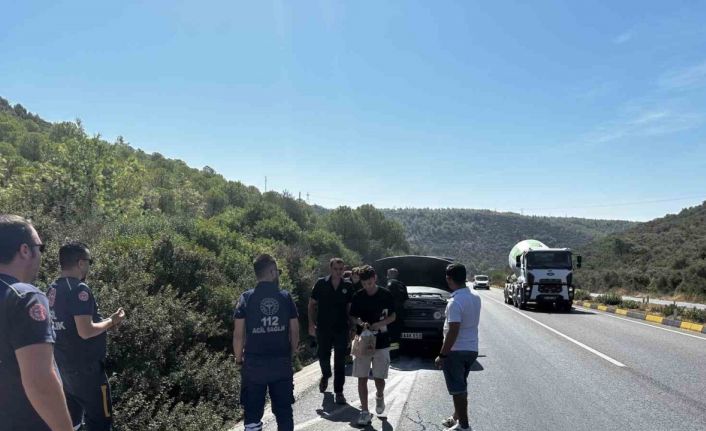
[442, 351, 478, 395]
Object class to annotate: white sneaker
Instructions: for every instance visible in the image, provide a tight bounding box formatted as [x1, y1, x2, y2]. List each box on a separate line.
[449, 423, 472, 430]
[357, 410, 373, 426]
[375, 395, 385, 415]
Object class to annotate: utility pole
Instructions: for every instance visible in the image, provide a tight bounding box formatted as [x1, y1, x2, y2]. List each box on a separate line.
[298, 192, 302, 201]
[307, 192, 310, 203]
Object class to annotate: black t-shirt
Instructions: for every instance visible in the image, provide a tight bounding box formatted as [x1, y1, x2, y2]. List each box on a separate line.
[350, 286, 395, 349]
[311, 276, 353, 331]
[49, 277, 107, 368]
[233, 282, 298, 359]
[387, 279, 409, 309]
[0, 273, 55, 431]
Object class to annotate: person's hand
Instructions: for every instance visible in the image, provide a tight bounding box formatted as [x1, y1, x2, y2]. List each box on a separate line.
[435, 356, 445, 370]
[361, 322, 371, 330]
[110, 308, 126, 327]
[235, 356, 244, 366]
[308, 324, 316, 337]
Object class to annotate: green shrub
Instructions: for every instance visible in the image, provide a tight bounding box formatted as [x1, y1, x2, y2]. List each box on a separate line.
[680, 307, 706, 323]
[573, 289, 592, 301]
[595, 292, 622, 306]
[619, 299, 640, 309]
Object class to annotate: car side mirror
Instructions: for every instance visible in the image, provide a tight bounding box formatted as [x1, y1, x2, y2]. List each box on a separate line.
[576, 255, 582, 268]
[516, 256, 521, 267]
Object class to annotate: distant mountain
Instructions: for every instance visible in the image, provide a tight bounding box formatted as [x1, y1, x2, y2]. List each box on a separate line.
[577, 202, 706, 300]
[382, 208, 636, 273]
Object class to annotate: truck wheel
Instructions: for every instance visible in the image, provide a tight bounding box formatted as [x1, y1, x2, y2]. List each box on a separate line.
[518, 290, 527, 310]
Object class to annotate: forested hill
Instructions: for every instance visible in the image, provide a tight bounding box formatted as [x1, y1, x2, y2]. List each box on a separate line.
[383, 208, 636, 273]
[0, 97, 409, 430]
[577, 202, 706, 300]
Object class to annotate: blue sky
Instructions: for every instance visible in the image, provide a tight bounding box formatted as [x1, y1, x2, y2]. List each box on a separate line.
[2, 0, 706, 221]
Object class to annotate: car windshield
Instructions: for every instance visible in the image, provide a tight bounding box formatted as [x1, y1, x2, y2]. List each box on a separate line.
[526, 251, 572, 269]
[475, 276, 488, 281]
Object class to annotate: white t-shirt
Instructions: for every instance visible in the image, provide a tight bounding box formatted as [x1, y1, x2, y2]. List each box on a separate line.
[443, 286, 481, 352]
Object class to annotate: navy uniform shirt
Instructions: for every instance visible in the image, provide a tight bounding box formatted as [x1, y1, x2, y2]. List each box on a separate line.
[233, 282, 298, 359]
[49, 277, 106, 369]
[0, 273, 55, 430]
[310, 276, 353, 331]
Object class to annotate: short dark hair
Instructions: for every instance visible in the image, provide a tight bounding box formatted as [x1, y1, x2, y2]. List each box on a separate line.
[0, 215, 35, 264]
[59, 241, 90, 269]
[253, 254, 277, 278]
[329, 257, 344, 267]
[446, 263, 467, 284]
[358, 265, 376, 281]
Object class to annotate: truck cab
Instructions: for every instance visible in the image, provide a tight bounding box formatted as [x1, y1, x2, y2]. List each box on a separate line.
[505, 248, 581, 312]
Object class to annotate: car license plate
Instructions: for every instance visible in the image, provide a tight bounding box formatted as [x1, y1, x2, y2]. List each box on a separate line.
[401, 332, 423, 340]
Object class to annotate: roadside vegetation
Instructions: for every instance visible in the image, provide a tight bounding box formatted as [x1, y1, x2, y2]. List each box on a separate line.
[581, 291, 706, 323]
[0, 98, 409, 430]
[577, 202, 706, 302]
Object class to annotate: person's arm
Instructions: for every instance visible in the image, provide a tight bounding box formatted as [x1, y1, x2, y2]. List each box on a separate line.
[289, 318, 300, 356]
[439, 322, 460, 356]
[370, 312, 396, 331]
[233, 318, 246, 364]
[16, 344, 73, 431]
[74, 308, 125, 340]
[307, 297, 318, 337]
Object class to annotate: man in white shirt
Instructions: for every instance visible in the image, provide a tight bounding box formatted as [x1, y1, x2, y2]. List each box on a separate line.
[435, 263, 481, 431]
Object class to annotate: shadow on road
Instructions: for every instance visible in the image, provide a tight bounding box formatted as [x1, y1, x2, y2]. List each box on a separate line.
[315, 394, 393, 430]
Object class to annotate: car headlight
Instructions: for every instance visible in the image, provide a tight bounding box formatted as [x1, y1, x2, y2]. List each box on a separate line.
[433, 311, 444, 320]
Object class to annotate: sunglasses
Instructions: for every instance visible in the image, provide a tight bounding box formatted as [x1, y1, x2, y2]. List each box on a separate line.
[28, 243, 46, 253]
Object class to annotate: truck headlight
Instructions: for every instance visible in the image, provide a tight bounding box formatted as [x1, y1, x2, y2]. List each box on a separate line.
[433, 311, 444, 320]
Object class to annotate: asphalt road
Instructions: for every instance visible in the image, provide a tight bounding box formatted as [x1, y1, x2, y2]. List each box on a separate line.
[235, 288, 706, 431]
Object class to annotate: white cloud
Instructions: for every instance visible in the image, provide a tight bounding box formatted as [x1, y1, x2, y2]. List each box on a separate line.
[659, 61, 706, 89]
[586, 109, 705, 144]
[613, 30, 633, 44]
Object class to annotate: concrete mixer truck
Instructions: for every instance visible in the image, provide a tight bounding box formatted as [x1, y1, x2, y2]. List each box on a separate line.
[503, 240, 582, 312]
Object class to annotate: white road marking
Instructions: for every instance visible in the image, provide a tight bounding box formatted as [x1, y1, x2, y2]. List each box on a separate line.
[574, 304, 706, 342]
[483, 294, 627, 367]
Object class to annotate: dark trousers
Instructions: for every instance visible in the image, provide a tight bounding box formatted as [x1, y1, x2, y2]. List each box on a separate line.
[240, 356, 294, 431]
[60, 362, 113, 431]
[316, 329, 348, 394]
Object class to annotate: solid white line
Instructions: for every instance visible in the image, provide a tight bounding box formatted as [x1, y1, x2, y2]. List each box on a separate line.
[574, 305, 706, 342]
[484, 294, 627, 367]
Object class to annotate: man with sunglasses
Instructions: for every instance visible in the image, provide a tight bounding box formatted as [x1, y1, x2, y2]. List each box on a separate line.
[234, 254, 299, 431]
[0, 215, 74, 431]
[48, 241, 125, 431]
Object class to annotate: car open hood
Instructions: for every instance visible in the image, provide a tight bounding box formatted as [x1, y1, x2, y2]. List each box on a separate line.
[374, 255, 454, 291]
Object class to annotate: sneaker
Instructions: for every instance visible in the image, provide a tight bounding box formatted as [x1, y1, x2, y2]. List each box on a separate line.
[375, 395, 385, 415]
[357, 410, 373, 426]
[449, 423, 471, 430]
[319, 377, 328, 393]
[335, 392, 347, 405]
[441, 416, 457, 428]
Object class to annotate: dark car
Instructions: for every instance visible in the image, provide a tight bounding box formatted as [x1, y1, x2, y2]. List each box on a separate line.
[374, 255, 453, 351]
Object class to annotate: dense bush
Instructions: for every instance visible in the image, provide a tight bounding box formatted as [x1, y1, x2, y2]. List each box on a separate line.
[0, 97, 410, 430]
[595, 292, 622, 306]
[573, 289, 592, 301]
